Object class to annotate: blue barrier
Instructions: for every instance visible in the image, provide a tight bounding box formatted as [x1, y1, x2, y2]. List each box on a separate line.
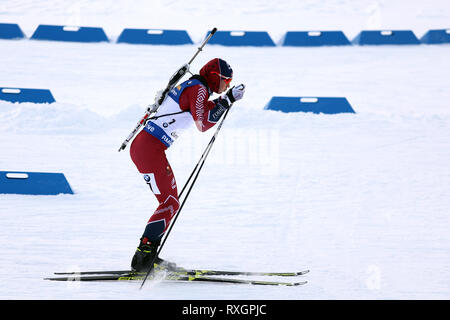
[352, 30, 420, 45]
[0, 87, 55, 104]
[0, 23, 25, 39]
[117, 28, 192, 45]
[207, 30, 275, 46]
[264, 97, 355, 114]
[281, 31, 351, 46]
[0, 171, 74, 195]
[420, 29, 450, 44]
[31, 24, 109, 43]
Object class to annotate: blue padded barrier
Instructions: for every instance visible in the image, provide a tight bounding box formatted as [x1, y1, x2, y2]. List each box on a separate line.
[0, 87, 55, 104]
[281, 31, 351, 46]
[352, 30, 420, 45]
[0, 23, 25, 39]
[0, 171, 74, 195]
[206, 30, 275, 46]
[420, 29, 450, 44]
[117, 28, 193, 45]
[30, 24, 109, 43]
[264, 97, 355, 114]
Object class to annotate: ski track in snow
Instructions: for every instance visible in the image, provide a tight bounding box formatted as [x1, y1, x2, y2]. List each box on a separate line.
[0, 0, 449, 299]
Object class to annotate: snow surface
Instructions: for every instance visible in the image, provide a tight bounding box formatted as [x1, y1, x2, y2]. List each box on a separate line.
[1, 0, 449, 299]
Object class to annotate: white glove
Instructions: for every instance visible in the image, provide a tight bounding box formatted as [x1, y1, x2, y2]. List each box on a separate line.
[225, 84, 245, 103]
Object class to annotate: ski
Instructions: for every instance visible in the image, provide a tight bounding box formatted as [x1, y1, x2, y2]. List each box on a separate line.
[54, 268, 310, 277]
[54, 270, 132, 275]
[45, 273, 307, 286]
[164, 268, 310, 277]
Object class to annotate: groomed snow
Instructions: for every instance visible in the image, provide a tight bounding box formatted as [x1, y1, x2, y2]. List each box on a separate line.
[0, 0, 449, 299]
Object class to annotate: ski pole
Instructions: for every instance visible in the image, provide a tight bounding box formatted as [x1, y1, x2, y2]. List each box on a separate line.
[140, 106, 232, 289]
[169, 107, 231, 227]
[118, 28, 217, 152]
[178, 127, 216, 199]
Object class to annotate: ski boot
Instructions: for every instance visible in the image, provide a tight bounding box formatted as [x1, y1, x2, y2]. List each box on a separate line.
[131, 237, 160, 272]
